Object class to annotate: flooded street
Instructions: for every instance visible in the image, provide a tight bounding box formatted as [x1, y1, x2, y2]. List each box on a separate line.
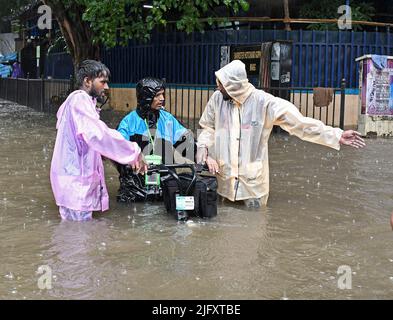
[1, 99, 393, 300]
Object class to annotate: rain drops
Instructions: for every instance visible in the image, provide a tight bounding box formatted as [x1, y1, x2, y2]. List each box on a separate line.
[4, 272, 14, 280]
[98, 242, 107, 251]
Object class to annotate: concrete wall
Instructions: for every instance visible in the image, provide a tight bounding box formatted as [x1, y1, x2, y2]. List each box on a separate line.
[358, 115, 393, 137]
[108, 88, 138, 112]
[108, 87, 359, 129]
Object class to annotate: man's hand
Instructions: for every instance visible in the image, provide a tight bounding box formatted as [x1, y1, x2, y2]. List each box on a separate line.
[196, 147, 219, 174]
[339, 130, 366, 149]
[131, 153, 148, 174]
[206, 156, 219, 174]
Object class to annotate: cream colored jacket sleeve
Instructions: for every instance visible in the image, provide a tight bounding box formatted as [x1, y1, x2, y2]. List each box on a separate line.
[197, 97, 216, 150]
[266, 94, 343, 150]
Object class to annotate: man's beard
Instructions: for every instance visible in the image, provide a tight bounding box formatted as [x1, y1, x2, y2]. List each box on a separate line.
[89, 86, 107, 104]
[218, 88, 231, 101]
[96, 94, 108, 104]
[222, 93, 231, 101]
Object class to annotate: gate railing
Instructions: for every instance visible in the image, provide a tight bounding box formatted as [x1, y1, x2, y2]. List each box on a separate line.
[0, 77, 346, 129]
[0, 76, 73, 114]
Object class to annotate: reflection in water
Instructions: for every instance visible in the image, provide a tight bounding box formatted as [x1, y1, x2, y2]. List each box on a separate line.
[45, 219, 111, 299]
[1, 100, 393, 299]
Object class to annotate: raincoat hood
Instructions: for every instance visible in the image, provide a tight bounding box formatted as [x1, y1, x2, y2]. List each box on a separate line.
[215, 60, 255, 105]
[136, 77, 165, 120]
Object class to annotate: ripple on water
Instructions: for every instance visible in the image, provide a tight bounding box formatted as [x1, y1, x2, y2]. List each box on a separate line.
[2, 101, 393, 299]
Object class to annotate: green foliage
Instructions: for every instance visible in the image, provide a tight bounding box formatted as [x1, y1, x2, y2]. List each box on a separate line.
[77, 0, 250, 47]
[3, 0, 249, 63]
[4, 0, 249, 58]
[299, 0, 375, 31]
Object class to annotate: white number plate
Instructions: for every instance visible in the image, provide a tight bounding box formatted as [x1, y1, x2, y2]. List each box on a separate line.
[176, 196, 195, 211]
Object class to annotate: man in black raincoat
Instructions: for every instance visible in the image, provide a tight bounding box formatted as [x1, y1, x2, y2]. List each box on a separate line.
[115, 77, 195, 202]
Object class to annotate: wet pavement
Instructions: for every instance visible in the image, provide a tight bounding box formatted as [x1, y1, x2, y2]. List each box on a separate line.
[1, 99, 393, 299]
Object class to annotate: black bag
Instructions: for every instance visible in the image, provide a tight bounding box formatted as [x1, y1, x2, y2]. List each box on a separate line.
[116, 166, 147, 203]
[161, 165, 217, 220]
[161, 173, 191, 219]
[193, 174, 218, 218]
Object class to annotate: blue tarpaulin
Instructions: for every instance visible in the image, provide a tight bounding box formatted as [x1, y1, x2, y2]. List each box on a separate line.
[371, 54, 388, 70]
[0, 52, 17, 64]
[0, 64, 12, 78]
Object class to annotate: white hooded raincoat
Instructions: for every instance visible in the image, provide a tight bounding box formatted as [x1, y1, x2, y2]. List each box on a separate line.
[197, 60, 343, 204]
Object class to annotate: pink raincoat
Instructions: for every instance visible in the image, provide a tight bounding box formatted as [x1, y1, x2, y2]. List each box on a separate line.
[50, 90, 141, 212]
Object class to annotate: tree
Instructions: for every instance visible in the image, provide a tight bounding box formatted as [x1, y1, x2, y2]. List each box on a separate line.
[42, 0, 99, 75]
[41, 0, 250, 74]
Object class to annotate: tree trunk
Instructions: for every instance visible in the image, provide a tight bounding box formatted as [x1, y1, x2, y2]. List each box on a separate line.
[42, 0, 100, 78]
[283, 0, 291, 31]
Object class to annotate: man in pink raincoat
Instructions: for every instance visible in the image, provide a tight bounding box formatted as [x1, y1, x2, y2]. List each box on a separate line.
[50, 60, 145, 221]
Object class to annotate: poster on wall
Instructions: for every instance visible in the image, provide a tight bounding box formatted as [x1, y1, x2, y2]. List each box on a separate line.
[365, 64, 393, 116]
[270, 61, 280, 81]
[390, 74, 393, 111]
[220, 46, 230, 69]
[230, 45, 262, 86]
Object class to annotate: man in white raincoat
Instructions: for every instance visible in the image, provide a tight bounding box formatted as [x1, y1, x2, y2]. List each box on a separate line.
[196, 60, 365, 208]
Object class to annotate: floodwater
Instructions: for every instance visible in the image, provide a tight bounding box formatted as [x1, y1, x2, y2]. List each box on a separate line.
[1, 98, 393, 300]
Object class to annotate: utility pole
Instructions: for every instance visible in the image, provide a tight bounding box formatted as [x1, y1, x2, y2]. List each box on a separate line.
[283, 0, 291, 31]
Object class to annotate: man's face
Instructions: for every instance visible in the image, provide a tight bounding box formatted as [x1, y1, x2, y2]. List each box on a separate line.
[217, 81, 231, 101]
[151, 89, 165, 111]
[86, 73, 109, 104]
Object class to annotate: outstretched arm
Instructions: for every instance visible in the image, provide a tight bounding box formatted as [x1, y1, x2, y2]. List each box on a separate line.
[266, 93, 365, 150]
